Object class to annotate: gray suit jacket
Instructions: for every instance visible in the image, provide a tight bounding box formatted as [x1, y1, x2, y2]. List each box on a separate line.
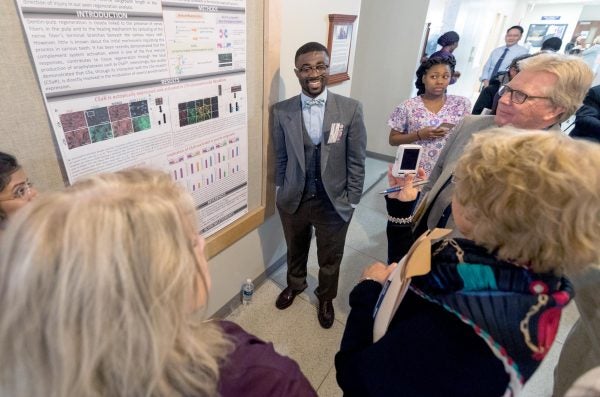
[272, 91, 367, 222]
[415, 115, 562, 233]
[415, 115, 497, 233]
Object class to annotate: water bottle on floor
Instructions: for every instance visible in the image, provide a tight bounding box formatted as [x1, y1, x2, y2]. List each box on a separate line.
[242, 278, 254, 305]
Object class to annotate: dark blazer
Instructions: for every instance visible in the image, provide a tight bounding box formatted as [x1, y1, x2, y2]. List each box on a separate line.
[272, 91, 367, 222]
[570, 85, 600, 142]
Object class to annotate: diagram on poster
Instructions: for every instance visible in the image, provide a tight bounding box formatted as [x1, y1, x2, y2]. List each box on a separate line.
[16, 0, 248, 237]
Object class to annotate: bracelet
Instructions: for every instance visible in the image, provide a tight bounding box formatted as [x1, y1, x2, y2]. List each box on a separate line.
[388, 214, 413, 224]
[357, 277, 376, 285]
[416, 131, 422, 140]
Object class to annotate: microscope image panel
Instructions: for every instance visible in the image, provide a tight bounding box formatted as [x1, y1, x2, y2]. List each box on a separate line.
[85, 107, 110, 127]
[65, 128, 91, 149]
[112, 118, 134, 137]
[132, 115, 151, 132]
[60, 111, 87, 132]
[129, 100, 149, 118]
[89, 123, 113, 143]
[108, 103, 131, 122]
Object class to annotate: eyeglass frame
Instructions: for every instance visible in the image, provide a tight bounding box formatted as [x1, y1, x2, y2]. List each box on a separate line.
[498, 85, 551, 105]
[0, 180, 34, 201]
[295, 64, 329, 75]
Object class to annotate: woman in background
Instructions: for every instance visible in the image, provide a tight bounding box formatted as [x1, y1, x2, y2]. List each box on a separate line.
[0, 168, 316, 397]
[429, 30, 461, 83]
[388, 57, 470, 177]
[0, 151, 37, 228]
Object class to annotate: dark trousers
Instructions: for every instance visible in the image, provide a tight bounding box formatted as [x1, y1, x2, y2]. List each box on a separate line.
[278, 196, 351, 300]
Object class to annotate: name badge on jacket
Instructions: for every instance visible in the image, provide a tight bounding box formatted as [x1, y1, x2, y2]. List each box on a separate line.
[327, 123, 344, 144]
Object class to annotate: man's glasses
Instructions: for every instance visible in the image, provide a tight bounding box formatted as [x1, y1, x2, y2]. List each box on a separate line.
[0, 180, 33, 201]
[296, 64, 329, 75]
[499, 85, 551, 104]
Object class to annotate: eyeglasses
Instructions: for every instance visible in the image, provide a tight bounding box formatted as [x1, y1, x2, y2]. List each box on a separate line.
[296, 64, 329, 75]
[0, 180, 34, 201]
[499, 85, 551, 104]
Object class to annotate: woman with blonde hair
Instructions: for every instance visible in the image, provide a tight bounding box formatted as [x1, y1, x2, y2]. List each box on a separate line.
[0, 168, 316, 397]
[337, 128, 600, 396]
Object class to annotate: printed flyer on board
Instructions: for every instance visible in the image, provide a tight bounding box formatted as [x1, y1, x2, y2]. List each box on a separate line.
[16, 0, 248, 236]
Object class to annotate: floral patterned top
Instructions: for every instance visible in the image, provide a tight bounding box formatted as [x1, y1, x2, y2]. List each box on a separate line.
[387, 95, 471, 177]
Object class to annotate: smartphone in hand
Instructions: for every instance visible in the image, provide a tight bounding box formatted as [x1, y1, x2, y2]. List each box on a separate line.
[392, 144, 423, 176]
[437, 122, 455, 130]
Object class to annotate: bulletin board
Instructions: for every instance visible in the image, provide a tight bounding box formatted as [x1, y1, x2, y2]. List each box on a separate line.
[0, 0, 280, 258]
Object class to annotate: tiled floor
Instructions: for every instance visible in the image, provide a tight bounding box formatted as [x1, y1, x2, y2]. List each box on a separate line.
[226, 157, 580, 397]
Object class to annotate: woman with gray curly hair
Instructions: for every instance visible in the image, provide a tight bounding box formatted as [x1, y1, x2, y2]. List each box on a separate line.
[336, 128, 600, 396]
[0, 168, 316, 397]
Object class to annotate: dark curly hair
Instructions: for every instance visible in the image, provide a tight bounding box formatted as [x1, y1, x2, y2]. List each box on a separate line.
[0, 152, 21, 221]
[415, 57, 455, 95]
[0, 152, 20, 193]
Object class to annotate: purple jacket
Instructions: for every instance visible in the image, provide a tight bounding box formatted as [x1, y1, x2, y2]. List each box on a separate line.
[218, 321, 317, 397]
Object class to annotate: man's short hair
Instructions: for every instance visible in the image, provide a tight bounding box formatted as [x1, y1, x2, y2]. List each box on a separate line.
[507, 25, 524, 35]
[541, 37, 563, 52]
[295, 42, 329, 63]
[518, 53, 593, 122]
[454, 128, 600, 274]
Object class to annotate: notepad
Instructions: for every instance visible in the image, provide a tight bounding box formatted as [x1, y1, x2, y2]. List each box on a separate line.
[372, 228, 452, 342]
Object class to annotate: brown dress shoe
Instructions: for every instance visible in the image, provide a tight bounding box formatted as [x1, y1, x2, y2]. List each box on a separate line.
[318, 299, 335, 329]
[275, 286, 304, 310]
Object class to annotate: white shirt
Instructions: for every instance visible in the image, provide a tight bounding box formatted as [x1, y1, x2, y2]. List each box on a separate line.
[480, 44, 529, 81]
[300, 90, 328, 145]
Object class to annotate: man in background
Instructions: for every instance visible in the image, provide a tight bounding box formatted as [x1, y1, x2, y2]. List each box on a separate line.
[541, 36, 562, 52]
[272, 42, 367, 329]
[480, 25, 529, 88]
[569, 84, 600, 142]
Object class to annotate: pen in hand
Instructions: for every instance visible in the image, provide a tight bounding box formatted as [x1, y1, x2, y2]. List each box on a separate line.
[379, 180, 428, 194]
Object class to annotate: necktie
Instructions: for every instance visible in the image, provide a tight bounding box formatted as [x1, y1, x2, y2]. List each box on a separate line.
[490, 47, 509, 81]
[303, 98, 325, 109]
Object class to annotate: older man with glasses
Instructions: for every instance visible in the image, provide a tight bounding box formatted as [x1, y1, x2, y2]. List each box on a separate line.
[411, 52, 592, 243]
[388, 52, 597, 395]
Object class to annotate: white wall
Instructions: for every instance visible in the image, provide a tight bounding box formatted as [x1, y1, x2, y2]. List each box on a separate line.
[279, 0, 362, 100]
[520, 3, 584, 53]
[351, 1, 430, 157]
[206, 215, 287, 316]
[580, 5, 600, 21]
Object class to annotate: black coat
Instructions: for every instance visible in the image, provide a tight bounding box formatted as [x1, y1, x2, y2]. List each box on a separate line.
[570, 85, 600, 142]
[335, 199, 507, 397]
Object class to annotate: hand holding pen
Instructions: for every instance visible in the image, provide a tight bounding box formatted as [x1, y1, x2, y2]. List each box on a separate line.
[383, 165, 427, 201]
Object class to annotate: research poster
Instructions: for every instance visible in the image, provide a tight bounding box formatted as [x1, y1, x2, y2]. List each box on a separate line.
[16, 0, 248, 236]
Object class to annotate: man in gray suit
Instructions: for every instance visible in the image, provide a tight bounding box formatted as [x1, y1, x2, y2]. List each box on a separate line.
[407, 52, 597, 394]
[272, 42, 367, 328]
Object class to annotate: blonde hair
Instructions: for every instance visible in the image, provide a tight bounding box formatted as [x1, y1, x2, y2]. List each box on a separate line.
[518, 52, 593, 122]
[0, 168, 232, 397]
[453, 128, 600, 274]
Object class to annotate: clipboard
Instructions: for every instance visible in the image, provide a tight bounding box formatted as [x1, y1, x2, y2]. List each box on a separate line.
[372, 228, 452, 342]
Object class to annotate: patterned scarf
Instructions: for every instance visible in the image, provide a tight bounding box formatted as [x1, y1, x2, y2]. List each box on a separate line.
[410, 238, 573, 396]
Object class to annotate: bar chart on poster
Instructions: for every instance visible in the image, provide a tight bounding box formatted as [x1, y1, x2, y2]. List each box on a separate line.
[16, 0, 249, 236]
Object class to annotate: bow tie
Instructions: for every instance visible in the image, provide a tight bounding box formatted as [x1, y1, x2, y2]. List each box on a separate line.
[303, 98, 325, 109]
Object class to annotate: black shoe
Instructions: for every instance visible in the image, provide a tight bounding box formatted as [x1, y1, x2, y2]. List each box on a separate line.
[317, 299, 334, 329]
[275, 286, 305, 310]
